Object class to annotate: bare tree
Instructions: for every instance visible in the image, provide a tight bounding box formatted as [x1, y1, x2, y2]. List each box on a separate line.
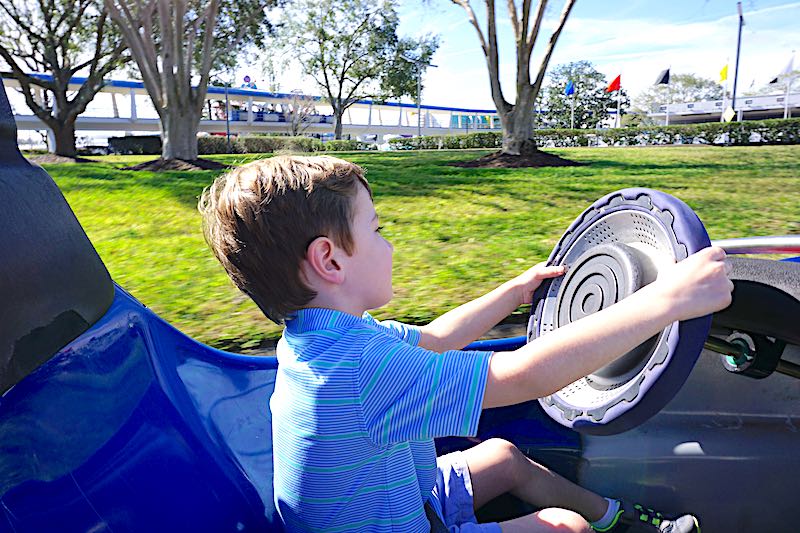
[0, 0, 128, 157]
[452, 0, 576, 156]
[104, 0, 269, 161]
[285, 90, 317, 136]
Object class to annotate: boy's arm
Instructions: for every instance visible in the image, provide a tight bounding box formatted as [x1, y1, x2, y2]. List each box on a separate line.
[482, 246, 734, 409]
[417, 263, 565, 353]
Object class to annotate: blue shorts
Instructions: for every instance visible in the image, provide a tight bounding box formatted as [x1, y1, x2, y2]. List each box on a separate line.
[428, 451, 502, 533]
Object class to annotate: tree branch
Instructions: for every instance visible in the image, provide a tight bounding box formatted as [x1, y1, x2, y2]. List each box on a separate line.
[530, 0, 575, 98]
[525, 0, 547, 56]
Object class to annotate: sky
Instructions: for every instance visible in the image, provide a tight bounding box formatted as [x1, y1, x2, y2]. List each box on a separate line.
[386, 0, 800, 110]
[6, 0, 798, 117]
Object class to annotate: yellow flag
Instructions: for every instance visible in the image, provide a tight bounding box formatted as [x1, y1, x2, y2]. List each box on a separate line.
[719, 64, 729, 83]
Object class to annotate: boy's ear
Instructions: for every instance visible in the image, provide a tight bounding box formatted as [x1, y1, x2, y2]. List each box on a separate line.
[304, 236, 345, 285]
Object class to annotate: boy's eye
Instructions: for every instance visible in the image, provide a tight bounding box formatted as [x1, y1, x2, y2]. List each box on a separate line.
[376, 226, 384, 233]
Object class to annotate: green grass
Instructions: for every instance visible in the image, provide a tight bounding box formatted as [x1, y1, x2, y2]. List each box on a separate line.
[42, 145, 800, 351]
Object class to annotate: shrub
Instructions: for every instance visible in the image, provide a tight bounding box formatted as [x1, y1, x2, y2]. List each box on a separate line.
[197, 136, 245, 155]
[239, 136, 323, 153]
[387, 118, 800, 150]
[322, 139, 371, 151]
[108, 135, 162, 155]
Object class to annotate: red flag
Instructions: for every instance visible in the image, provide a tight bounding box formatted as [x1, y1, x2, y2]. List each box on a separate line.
[606, 74, 621, 92]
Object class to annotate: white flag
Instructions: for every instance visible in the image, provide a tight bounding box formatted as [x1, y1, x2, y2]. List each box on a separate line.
[769, 55, 795, 84]
[779, 55, 795, 77]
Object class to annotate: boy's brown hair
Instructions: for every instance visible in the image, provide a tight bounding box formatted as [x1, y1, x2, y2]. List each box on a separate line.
[199, 155, 371, 324]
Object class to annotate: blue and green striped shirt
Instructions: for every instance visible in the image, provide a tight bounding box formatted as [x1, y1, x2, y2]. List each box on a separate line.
[270, 308, 492, 532]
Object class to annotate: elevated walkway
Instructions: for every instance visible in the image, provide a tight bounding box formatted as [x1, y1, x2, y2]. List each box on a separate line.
[2, 74, 501, 140]
[648, 92, 800, 124]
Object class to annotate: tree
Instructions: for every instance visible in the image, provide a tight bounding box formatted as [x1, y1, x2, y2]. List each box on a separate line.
[452, 0, 576, 156]
[277, 0, 438, 139]
[285, 90, 317, 136]
[541, 61, 628, 129]
[104, 0, 270, 161]
[634, 73, 723, 114]
[0, 0, 129, 157]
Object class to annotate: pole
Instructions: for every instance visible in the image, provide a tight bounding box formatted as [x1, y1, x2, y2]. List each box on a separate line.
[731, 2, 744, 120]
[225, 82, 231, 152]
[416, 67, 421, 137]
[616, 92, 621, 128]
[399, 55, 437, 138]
[785, 51, 796, 119]
[570, 92, 575, 129]
[721, 62, 729, 122]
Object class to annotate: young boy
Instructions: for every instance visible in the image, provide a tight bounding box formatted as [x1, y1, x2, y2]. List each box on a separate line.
[199, 155, 733, 532]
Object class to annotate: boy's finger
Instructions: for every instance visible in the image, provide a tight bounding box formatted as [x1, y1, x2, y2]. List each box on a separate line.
[538, 265, 567, 277]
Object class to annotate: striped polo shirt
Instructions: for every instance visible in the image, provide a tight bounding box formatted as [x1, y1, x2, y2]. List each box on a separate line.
[270, 307, 492, 532]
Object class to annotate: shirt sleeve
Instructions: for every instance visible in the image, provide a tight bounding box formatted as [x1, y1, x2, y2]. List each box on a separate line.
[361, 312, 421, 346]
[357, 332, 492, 445]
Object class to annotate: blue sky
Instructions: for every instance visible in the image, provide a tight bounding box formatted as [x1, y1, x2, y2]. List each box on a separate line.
[393, 0, 800, 109]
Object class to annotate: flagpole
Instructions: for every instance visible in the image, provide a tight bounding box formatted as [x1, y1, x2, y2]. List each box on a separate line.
[732, 2, 744, 121]
[785, 50, 796, 119]
[616, 91, 621, 128]
[570, 91, 575, 129]
[721, 58, 729, 122]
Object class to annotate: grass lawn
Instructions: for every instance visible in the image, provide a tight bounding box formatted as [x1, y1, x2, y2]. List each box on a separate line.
[41, 145, 800, 351]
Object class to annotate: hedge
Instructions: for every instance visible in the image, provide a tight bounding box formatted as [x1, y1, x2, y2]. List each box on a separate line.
[320, 139, 376, 151]
[108, 135, 368, 156]
[106, 118, 800, 156]
[387, 117, 800, 150]
[198, 135, 324, 154]
[107, 135, 162, 155]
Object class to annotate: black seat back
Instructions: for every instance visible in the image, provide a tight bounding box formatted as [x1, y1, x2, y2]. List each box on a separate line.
[0, 84, 114, 395]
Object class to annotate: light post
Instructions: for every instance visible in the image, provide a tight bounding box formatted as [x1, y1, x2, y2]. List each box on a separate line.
[224, 80, 231, 152]
[400, 55, 437, 137]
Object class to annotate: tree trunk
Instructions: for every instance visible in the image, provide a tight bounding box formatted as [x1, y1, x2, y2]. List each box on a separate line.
[160, 108, 201, 160]
[333, 111, 344, 140]
[500, 86, 536, 156]
[51, 120, 78, 158]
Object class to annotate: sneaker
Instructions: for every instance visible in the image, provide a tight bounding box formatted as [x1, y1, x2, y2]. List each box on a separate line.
[619, 502, 700, 533]
[591, 501, 700, 533]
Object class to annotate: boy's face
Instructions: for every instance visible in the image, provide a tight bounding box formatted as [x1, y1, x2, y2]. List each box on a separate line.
[344, 182, 394, 312]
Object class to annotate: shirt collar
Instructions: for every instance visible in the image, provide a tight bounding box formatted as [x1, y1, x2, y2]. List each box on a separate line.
[285, 307, 367, 334]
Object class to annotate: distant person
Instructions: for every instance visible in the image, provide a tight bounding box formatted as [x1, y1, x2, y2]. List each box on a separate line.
[241, 75, 258, 90]
[199, 155, 731, 533]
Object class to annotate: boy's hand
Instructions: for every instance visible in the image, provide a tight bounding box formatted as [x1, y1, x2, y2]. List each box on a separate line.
[648, 246, 734, 321]
[510, 262, 567, 307]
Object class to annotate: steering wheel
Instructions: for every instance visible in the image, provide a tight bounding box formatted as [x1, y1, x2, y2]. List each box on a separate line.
[528, 188, 712, 435]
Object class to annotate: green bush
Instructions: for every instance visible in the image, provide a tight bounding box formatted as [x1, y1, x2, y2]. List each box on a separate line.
[108, 135, 162, 155]
[197, 135, 326, 154]
[389, 132, 502, 150]
[240, 136, 323, 153]
[322, 139, 373, 151]
[197, 136, 246, 155]
[387, 118, 800, 150]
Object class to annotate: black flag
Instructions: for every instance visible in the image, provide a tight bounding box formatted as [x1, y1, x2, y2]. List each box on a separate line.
[655, 68, 670, 85]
